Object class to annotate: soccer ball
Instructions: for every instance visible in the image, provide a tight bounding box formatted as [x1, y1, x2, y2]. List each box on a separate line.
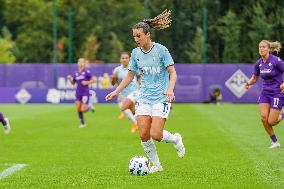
[129, 156, 150, 176]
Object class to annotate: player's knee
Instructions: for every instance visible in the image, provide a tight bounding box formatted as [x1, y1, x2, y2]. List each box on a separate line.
[268, 118, 278, 126]
[120, 106, 126, 111]
[81, 107, 88, 112]
[260, 115, 268, 123]
[150, 131, 162, 142]
[140, 132, 150, 141]
[139, 128, 150, 141]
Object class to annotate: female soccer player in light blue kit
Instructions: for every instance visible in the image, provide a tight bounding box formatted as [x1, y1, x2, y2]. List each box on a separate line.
[111, 52, 139, 133]
[106, 10, 185, 173]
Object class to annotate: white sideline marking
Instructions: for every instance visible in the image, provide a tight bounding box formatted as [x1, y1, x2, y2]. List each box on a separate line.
[0, 164, 27, 180]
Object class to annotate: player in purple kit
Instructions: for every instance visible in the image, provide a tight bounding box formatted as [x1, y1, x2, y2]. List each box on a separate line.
[67, 58, 96, 128]
[0, 112, 11, 134]
[245, 40, 284, 148]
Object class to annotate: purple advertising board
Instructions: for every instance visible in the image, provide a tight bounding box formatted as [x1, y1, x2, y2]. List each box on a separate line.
[0, 63, 260, 104]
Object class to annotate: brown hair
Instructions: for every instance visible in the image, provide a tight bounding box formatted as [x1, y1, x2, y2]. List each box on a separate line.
[120, 51, 129, 57]
[260, 40, 282, 53]
[133, 9, 172, 33]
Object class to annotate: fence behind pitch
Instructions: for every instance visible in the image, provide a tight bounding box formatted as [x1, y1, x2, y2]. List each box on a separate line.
[0, 63, 259, 104]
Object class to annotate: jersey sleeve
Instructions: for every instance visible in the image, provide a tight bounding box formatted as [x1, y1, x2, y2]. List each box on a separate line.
[86, 70, 92, 80]
[113, 66, 119, 74]
[129, 50, 138, 72]
[253, 61, 260, 76]
[161, 46, 174, 68]
[275, 57, 284, 72]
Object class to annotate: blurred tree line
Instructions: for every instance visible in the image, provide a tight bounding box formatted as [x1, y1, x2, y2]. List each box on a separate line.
[0, 0, 283, 64]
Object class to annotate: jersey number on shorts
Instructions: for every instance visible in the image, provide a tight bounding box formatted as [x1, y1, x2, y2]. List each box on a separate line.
[162, 102, 169, 114]
[273, 98, 279, 107]
[82, 96, 88, 104]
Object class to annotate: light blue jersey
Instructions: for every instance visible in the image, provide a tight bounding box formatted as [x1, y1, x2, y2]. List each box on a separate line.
[113, 65, 137, 97]
[129, 42, 174, 104]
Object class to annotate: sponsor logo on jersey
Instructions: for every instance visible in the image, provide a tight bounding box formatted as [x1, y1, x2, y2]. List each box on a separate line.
[75, 75, 85, 80]
[142, 66, 161, 74]
[260, 69, 271, 73]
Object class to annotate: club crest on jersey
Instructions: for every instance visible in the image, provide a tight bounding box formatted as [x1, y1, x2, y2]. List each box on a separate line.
[136, 58, 140, 64]
[268, 62, 272, 66]
[151, 53, 158, 62]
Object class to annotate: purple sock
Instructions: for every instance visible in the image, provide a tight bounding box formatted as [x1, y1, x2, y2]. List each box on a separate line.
[270, 135, 278, 143]
[78, 111, 85, 124]
[0, 112, 7, 126]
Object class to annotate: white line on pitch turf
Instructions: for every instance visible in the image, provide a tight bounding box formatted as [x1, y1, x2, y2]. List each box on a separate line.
[0, 164, 27, 180]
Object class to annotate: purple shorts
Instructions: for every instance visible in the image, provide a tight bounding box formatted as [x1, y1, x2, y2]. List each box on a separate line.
[258, 94, 284, 110]
[76, 94, 90, 104]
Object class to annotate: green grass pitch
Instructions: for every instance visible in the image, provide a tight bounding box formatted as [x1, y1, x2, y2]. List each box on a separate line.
[1, 104, 284, 188]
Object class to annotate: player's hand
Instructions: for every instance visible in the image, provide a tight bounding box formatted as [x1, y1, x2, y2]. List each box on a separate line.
[280, 83, 284, 93]
[105, 91, 118, 101]
[81, 81, 89, 86]
[67, 75, 73, 81]
[244, 82, 251, 89]
[165, 89, 175, 102]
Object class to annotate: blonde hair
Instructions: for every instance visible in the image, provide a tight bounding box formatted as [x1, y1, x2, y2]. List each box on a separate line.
[133, 10, 172, 33]
[260, 40, 282, 53]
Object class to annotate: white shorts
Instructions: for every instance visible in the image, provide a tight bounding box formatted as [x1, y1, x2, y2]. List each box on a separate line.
[136, 102, 171, 119]
[127, 90, 140, 104]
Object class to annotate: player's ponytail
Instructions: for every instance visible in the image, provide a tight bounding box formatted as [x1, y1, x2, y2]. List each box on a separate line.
[133, 10, 172, 33]
[143, 9, 172, 30]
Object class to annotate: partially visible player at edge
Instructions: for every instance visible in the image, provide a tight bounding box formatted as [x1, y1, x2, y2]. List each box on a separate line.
[245, 40, 284, 148]
[67, 58, 96, 128]
[85, 59, 97, 112]
[111, 52, 139, 133]
[106, 10, 185, 173]
[0, 112, 11, 134]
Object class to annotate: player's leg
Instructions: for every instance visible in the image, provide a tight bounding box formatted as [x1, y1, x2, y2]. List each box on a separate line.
[152, 102, 185, 158]
[0, 112, 11, 134]
[117, 95, 125, 120]
[76, 100, 85, 128]
[137, 103, 162, 173]
[88, 90, 96, 112]
[88, 97, 95, 112]
[266, 96, 284, 148]
[268, 109, 282, 126]
[78, 96, 90, 128]
[268, 96, 284, 126]
[121, 98, 137, 133]
[259, 103, 278, 148]
[80, 95, 90, 112]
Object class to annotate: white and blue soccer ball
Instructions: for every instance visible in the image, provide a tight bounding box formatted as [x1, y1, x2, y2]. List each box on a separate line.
[129, 156, 150, 176]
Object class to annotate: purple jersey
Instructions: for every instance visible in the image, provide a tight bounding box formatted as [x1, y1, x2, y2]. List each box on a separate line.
[254, 54, 284, 95]
[73, 68, 92, 95]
